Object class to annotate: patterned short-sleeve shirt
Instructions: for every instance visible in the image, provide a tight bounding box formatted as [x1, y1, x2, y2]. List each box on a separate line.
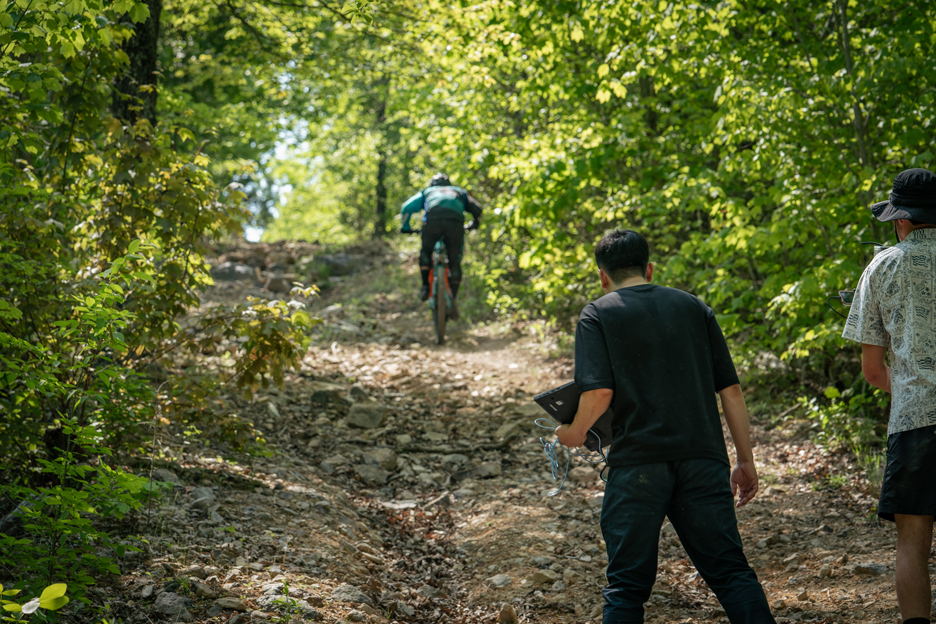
[843, 228, 936, 435]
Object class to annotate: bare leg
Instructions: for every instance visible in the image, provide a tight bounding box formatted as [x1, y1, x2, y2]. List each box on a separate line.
[895, 514, 934, 621]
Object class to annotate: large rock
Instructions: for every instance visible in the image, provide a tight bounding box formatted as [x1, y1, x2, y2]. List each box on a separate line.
[309, 381, 347, 406]
[330, 584, 374, 606]
[355, 464, 390, 486]
[154, 593, 194, 622]
[362, 448, 397, 471]
[214, 597, 248, 611]
[211, 262, 258, 284]
[347, 404, 387, 429]
[190, 487, 215, 510]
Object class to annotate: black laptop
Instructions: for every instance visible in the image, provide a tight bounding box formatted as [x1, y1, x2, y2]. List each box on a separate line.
[533, 381, 614, 452]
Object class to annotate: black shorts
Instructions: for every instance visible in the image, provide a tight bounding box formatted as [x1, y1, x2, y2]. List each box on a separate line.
[879, 424, 936, 522]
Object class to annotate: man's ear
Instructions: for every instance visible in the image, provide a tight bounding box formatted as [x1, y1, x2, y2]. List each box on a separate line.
[646, 262, 654, 283]
[599, 268, 610, 290]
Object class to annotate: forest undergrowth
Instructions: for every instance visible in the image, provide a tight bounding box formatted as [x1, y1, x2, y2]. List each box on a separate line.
[0, 238, 908, 624]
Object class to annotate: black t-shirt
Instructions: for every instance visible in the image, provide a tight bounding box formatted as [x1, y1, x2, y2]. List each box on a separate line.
[574, 284, 739, 467]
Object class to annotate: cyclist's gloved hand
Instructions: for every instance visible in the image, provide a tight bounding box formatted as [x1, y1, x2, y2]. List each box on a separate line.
[467, 218, 481, 231]
[400, 227, 413, 234]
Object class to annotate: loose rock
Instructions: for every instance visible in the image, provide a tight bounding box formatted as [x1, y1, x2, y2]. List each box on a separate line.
[347, 403, 388, 429]
[530, 569, 560, 587]
[363, 448, 398, 471]
[487, 574, 512, 588]
[854, 563, 887, 575]
[265, 275, 295, 294]
[309, 381, 347, 405]
[193, 580, 217, 598]
[190, 486, 215, 510]
[355, 464, 390, 486]
[215, 597, 248, 611]
[154, 593, 194, 622]
[496, 603, 520, 624]
[330, 584, 374, 606]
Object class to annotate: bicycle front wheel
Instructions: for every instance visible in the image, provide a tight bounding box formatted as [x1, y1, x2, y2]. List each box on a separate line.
[434, 265, 446, 345]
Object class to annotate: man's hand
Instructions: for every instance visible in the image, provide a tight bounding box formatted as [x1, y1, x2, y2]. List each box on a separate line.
[555, 423, 587, 448]
[400, 227, 413, 234]
[467, 218, 480, 231]
[731, 460, 758, 508]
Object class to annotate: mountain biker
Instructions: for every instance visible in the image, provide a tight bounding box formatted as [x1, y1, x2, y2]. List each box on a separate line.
[399, 173, 482, 316]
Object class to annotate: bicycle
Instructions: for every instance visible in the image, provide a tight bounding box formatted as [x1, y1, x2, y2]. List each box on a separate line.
[428, 238, 454, 345]
[402, 229, 456, 345]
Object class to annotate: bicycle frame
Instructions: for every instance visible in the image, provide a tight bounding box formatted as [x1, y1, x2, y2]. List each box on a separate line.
[428, 239, 453, 344]
[429, 240, 451, 305]
[402, 226, 466, 345]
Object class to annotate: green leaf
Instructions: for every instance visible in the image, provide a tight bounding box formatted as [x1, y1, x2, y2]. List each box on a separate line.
[178, 127, 196, 143]
[597, 63, 609, 78]
[128, 1, 150, 22]
[824, 387, 841, 399]
[38, 595, 68, 611]
[128, 239, 141, 254]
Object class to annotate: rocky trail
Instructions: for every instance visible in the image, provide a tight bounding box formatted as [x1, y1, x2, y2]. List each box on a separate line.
[116, 240, 911, 624]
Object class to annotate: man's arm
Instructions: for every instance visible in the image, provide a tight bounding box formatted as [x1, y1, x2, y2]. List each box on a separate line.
[465, 194, 482, 219]
[399, 192, 424, 231]
[718, 383, 758, 508]
[861, 343, 891, 393]
[555, 388, 613, 448]
[464, 193, 482, 229]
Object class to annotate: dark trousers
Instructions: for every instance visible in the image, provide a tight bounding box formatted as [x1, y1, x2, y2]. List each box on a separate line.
[601, 458, 775, 624]
[419, 219, 464, 296]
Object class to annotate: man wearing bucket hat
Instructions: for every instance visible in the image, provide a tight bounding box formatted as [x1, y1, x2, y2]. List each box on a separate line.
[843, 168, 936, 624]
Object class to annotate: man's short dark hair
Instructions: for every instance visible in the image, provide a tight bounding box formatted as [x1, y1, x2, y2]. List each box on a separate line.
[595, 229, 650, 283]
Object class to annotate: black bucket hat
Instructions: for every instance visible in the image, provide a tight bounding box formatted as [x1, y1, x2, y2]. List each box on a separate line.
[871, 168, 936, 224]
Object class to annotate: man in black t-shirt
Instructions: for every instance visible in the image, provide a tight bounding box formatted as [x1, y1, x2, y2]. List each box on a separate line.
[556, 229, 774, 624]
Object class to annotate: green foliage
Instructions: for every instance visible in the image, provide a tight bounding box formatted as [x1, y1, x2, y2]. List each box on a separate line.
[257, 0, 936, 449]
[0, 583, 69, 620]
[804, 387, 889, 453]
[0, 248, 158, 601]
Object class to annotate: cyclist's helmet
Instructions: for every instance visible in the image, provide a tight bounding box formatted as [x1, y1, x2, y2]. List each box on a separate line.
[430, 172, 451, 187]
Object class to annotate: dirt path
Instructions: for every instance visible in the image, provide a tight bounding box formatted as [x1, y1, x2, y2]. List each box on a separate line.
[127, 242, 904, 624]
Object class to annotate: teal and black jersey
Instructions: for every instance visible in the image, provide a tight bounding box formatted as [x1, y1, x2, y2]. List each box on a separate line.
[400, 185, 482, 230]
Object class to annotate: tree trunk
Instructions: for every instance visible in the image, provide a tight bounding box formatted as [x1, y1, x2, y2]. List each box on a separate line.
[374, 98, 388, 237]
[112, 0, 163, 125]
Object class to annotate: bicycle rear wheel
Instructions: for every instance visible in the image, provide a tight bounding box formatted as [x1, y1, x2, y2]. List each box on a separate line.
[433, 265, 446, 345]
